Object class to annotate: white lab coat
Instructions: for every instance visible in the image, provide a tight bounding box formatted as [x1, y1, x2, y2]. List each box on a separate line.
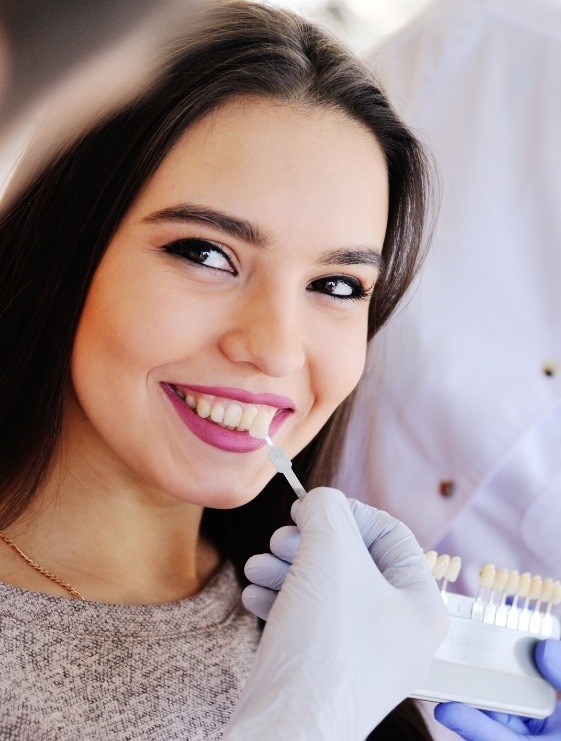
[336, 1, 561, 733]
[337, 0, 561, 605]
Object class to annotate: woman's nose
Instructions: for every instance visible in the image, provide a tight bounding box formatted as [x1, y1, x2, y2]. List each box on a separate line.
[218, 289, 307, 378]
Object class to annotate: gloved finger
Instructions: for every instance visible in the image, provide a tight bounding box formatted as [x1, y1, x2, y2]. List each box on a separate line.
[291, 488, 436, 595]
[290, 487, 372, 557]
[347, 499, 428, 586]
[244, 553, 290, 591]
[535, 639, 561, 690]
[270, 525, 300, 563]
[434, 703, 519, 740]
[241, 584, 277, 621]
[482, 710, 532, 733]
[434, 702, 517, 741]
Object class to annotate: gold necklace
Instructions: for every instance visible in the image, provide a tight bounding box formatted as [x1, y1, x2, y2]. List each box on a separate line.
[0, 531, 84, 600]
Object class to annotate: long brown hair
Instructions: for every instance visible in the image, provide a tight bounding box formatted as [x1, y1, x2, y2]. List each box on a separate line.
[0, 3, 432, 736]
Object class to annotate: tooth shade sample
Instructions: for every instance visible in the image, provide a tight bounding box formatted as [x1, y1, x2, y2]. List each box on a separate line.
[504, 570, 520, 597]
[479, 564, 496, 589]
[249, 410, 272, 439]
[223, 404, 243, 428]
[445, 556, 462, 583]
[529, 575, 543, 600]
[541, 578, 554, 603]
[424, 551, 438, 571]
[493, 567, 509, 592]
[432, 554, 450, 580]
[517, 572, 532, 598]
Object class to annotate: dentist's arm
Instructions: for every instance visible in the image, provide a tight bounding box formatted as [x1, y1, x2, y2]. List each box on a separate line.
[223, 487, 449, 740]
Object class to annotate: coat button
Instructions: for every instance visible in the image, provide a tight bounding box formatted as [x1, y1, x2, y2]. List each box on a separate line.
[439, 479, 455, 497]
[542, 360, 560, 377]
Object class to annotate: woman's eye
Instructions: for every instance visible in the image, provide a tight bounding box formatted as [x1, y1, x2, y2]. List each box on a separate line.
[163, 238, 235, 274]
[307, 275, 369, 301]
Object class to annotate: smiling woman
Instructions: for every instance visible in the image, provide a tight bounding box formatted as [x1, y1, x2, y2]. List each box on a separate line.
[0, 1, 434, 738]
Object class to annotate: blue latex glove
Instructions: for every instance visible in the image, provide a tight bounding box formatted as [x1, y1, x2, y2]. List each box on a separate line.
[435, 639, 561, 739]
[224, 487, 449, 740]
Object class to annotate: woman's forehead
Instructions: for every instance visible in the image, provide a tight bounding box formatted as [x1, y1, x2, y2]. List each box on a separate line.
[129, 96, 389, 248]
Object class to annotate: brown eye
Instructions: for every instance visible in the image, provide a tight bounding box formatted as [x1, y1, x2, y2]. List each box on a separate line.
[164, 238, 236, 274]
[307, 275, 368, 301]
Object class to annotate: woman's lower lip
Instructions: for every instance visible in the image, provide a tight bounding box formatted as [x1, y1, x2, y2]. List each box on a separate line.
[161, 383, 289, 453]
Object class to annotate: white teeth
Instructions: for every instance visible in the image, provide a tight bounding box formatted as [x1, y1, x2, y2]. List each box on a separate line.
[223, 404, 243, 429]
[237, 406, 257, 432]
[249, 410, 272, 439]
[210, 403, 225, 424]
[184, 391, 277, 434]
[196, 398, 211, 419]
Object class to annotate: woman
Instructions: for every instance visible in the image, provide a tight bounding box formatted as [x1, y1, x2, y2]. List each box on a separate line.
[0, 2, 443, 738]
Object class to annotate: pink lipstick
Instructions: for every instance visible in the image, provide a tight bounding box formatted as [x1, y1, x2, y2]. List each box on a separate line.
[160, 383, 293, 453]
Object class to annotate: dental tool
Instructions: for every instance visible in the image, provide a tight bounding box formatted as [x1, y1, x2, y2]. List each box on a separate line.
[412, 554, 561, 719]
[263, 435, 307, 500]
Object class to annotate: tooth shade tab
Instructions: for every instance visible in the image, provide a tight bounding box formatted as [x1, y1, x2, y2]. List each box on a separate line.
[541, 578, 554, 603]
[517, 572, 532, 598]
[424, 551, 438, 571]
[479, 564, 496, 589]
[249, 410, 272, 439]
[445, 556, 462, 583]
[504, 571, 520, 596]
[432, 555, 450, 581]
[529, 575, 543, 600]
[493, 568, 509, 592]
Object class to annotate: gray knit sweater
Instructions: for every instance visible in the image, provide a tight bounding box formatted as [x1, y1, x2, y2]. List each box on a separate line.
[0, 562, 260, 740]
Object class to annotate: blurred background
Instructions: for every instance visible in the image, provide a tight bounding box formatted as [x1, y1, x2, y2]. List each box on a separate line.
[0, 0, 432, 197]
[270, 0, 432, 52]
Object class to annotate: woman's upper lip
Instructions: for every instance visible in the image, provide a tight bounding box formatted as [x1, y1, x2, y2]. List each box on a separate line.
[169, 383, 296, 410]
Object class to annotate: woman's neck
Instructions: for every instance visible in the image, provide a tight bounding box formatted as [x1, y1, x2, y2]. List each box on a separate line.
[0, 402, 222, 604]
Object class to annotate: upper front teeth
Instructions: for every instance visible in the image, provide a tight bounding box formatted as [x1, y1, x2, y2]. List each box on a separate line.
[177, 388, 275, 438]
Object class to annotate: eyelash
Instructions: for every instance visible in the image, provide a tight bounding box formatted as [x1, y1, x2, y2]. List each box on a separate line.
[164, 238, 236, 274]
[163, 238, 371, 302]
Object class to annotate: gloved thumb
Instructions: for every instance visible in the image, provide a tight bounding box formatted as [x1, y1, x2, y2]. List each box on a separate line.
[535, 639, 561, 689]
[290, 486, 368, 553]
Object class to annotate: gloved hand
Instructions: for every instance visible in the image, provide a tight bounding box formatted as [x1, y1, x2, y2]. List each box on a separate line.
[223, 487, 449, 741]
[434, 639, 561, 740]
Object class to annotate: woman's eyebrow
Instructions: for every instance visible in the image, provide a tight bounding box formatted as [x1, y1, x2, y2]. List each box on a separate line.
[317, 248, 384, 271]
[143, 203, 270, 248]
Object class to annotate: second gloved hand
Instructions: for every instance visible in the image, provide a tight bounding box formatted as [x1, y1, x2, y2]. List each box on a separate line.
[434, 639, 561, 740]
[224, 487, 449, 741]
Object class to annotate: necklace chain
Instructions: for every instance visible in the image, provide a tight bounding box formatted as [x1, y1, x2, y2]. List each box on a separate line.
[0, 531, 84, 600]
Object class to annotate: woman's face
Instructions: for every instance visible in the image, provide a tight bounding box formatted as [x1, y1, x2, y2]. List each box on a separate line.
[71, 97, 389, 507]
